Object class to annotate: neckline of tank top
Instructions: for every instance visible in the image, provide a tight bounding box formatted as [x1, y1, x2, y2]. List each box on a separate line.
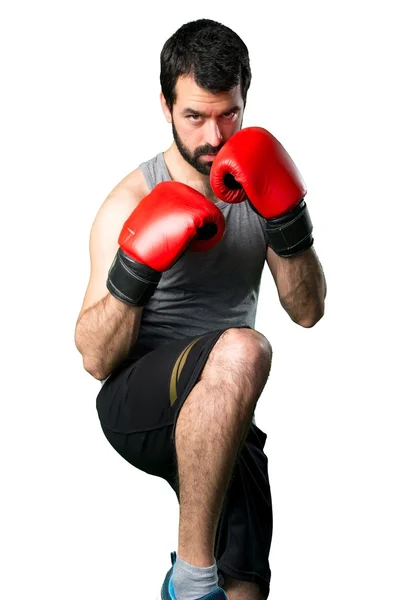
[159, 152, 232, 209]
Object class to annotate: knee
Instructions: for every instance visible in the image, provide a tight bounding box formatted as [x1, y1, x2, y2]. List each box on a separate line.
[214, 327, 273, 376]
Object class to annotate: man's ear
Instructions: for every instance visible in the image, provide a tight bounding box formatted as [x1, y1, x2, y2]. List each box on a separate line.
[160, 92, 172, 123]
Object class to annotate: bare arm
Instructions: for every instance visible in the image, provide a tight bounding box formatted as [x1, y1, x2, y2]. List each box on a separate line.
[74, 169, 148, 379]
[266, 245, 327, 327]
[75, 295, 143, 380]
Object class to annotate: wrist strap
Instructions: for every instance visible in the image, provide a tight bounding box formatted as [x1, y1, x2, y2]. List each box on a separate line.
[266, 200, 314, 257]
[106, 248, 162, 307]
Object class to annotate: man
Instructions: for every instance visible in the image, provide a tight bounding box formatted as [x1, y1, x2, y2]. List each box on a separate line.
[74, 19, 326, 600]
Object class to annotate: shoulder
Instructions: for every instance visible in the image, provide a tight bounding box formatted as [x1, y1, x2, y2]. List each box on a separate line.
[77, 167, 151, 318]
[106, 166, 150, 208]
[91, 167, 149, 229]
[91, 165, 150, 237]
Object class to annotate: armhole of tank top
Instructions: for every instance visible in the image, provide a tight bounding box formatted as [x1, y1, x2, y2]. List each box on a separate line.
[158, 152, 172, 182]
[256, 213, 269, 246]
[139, 161, 155, 192]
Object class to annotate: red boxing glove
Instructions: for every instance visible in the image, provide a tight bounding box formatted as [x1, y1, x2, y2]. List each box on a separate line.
[118, 181, 225, 269]
[107, 181, 225, 306]
[210, 127, 314, 256]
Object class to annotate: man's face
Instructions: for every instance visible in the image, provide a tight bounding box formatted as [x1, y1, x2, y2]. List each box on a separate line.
[163, 75, 244, 175]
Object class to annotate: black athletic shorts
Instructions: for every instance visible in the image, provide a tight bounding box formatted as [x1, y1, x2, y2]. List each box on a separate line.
[96, 326, 273, 597]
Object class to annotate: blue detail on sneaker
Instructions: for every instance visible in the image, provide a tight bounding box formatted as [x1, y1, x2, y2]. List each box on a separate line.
[157, 551, 228, 600]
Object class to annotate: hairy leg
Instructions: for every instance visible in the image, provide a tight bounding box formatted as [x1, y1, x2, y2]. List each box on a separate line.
[223, 574, 267, 600]
[175, 328, 272, 567]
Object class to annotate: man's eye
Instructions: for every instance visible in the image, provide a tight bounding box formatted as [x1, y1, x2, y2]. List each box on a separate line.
[188, 115, 201, 121]
[222, 112, 237, 120]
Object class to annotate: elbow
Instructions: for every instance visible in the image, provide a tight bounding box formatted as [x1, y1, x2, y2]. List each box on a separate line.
[75, 345, 105, 381]
[82, 356, 108, 381]
[74, 328, 110, 381]
[87, 368, 107, 382]
[297, 304, 325, 328]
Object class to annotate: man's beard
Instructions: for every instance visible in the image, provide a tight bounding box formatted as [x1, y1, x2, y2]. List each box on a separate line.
[172, 119, 224, 175]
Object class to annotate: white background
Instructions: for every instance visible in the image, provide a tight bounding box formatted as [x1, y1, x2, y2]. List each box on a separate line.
[1, 1, 399, 598]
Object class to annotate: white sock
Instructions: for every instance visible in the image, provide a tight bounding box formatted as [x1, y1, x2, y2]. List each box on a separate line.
[172, 554, 219, 600]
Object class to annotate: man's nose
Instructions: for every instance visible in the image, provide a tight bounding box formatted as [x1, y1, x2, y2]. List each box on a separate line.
[205, 121, 223, 148]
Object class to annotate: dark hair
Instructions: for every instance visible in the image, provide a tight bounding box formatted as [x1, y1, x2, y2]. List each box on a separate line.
[160, 19, 252, 111]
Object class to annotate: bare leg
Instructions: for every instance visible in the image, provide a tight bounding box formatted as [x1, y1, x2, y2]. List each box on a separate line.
[175, 328, 272, 567]
[223, 574, 266, 600]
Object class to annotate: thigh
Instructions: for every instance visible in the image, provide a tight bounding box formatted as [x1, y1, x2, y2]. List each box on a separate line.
[215, 423, 273, 599]
[96, 327, 240, 488]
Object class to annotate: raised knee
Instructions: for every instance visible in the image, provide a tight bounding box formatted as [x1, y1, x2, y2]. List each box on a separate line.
[200, 328, 272, 391]
[217, 327, 272, 369]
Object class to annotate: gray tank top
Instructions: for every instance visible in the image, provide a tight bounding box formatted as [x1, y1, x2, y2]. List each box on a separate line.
[127, 152, 269, 359]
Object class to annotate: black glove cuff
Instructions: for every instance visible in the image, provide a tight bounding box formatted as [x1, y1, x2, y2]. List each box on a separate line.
[106, 248, 162, 307]
[266, 199, 314, 257]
